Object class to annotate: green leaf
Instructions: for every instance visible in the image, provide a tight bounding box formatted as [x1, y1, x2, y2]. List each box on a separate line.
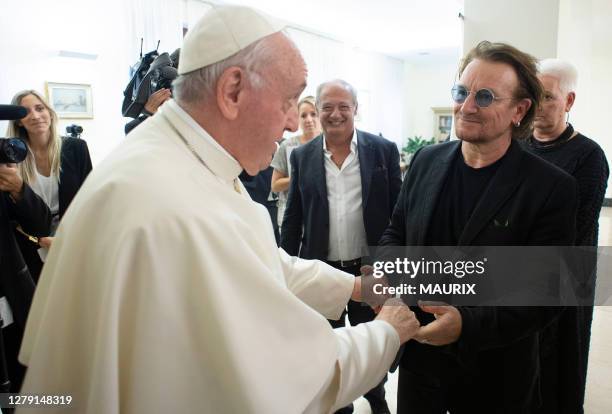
[402, 135, 436, 154]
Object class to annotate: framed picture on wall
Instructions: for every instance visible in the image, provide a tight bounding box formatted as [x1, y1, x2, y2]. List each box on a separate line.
[46, 82, 93, 119]
[432, 107, 453, 142]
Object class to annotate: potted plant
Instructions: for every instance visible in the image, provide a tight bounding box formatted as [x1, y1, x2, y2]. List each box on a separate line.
[401, 136, 435, 170]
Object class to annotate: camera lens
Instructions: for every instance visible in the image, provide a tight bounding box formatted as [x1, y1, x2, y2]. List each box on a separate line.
[0, 138, 27, 163]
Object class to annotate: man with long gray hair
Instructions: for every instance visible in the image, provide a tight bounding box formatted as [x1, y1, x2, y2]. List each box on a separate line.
[17, 5, 419, 414]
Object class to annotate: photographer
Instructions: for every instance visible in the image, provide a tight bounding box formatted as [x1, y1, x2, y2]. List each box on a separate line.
[6, 90, 92, 282]
[123, 49, 179, 135]
[124, 88, 171, 134]
[0, 107, 51, 392]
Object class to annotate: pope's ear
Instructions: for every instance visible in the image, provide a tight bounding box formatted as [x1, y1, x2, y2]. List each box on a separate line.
[216, 66, 246, 121]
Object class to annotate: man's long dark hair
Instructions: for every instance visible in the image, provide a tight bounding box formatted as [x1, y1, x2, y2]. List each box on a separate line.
[458, 41, 543, 139]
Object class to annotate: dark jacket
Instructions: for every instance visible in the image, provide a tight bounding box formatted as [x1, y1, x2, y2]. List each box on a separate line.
[380, 139, 578, 413]
[16, 138, 93, 282]
[57, 138, 93, 218]
[281, 130, 402, 260]
[239, 167, 280, 245]
[0, 186, 51, 391]
[523, 130, 609, 413]
[0, 186, 51, 329]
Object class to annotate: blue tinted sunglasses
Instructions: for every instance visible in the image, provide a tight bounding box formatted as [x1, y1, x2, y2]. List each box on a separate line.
[451, 84, 511, 108]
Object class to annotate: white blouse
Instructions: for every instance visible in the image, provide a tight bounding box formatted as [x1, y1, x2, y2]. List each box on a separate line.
[29, 170, 60, 233]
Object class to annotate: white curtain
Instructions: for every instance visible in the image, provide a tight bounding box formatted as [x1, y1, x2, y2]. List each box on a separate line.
[124, 0, 185, 68]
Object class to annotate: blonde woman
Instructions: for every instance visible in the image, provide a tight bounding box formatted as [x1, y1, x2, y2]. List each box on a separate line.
[270, 96, 320, 228]
[7, 90, 92, 281]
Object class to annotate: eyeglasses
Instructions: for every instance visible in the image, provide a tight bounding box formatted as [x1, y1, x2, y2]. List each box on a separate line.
[451, 84, 511, 108]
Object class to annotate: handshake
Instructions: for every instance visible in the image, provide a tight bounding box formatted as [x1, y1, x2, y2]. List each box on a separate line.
[352, 267, 463, 346]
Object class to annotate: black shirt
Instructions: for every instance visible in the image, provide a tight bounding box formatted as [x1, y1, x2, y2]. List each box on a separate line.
[523, 124, 609, 246]
[428, 148, 505, 245]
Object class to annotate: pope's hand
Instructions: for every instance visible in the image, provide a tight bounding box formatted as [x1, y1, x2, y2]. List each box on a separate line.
[375, 298, 420, 344]
[413, 302, 462, 346]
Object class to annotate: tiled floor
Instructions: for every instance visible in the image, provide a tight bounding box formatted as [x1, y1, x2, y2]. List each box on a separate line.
[354, 207, 612, 413]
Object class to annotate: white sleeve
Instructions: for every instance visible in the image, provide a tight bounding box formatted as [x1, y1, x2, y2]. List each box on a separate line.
[331, 320, 400, 410]
[278, 248, 354, 320]
[304, 320, 401, 413]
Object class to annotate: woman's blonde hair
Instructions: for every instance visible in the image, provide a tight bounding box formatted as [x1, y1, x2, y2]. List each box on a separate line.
[298, 95, 316, 112]
[6, 90, 62, 184]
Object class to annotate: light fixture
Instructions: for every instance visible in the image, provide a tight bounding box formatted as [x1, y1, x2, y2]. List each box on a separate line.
[58, 50, 98, 60]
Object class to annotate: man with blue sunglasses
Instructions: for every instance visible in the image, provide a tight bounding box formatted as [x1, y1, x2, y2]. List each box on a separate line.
[380, 41, 578, 413]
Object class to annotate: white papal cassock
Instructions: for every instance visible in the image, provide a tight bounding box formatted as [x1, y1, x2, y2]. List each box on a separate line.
[18, 100, 400, 414]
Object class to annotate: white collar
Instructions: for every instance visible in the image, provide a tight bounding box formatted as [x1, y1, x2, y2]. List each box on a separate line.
[162, 100, 243, 182]
[323, 129, 358, 154]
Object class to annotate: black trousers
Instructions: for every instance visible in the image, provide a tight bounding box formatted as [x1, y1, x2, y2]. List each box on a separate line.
[396, 362, 485, 414]
[1, 324, 26, 393]
[327, 261, 387, 414]
[539, 306, 593, 414]
[396, 356, 538, 414]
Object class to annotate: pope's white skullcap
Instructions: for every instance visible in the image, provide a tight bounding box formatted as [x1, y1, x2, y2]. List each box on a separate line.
[178, 5, 286, 75]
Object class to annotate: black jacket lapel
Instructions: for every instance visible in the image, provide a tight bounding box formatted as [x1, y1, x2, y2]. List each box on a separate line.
[357, 131, 374, 212]
[309, 135, 329, 215]
[418, 141, 460, 244]
[458, 140, 525, 245]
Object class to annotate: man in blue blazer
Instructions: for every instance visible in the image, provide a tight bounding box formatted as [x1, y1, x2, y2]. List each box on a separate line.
[281, 79, 402, 414]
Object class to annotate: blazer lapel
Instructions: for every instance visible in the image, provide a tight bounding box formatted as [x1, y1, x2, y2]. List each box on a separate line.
[357, 131, 374, 211]
[58, 142, 68, 216]
[309, 135, 329, 209]
[458, 140, 525, 245]
[417, 141, 460, 244]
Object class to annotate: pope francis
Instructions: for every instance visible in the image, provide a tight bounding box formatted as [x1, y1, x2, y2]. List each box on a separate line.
[17, 5, 419, 414]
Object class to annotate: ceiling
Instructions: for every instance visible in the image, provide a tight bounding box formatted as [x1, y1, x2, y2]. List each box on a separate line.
[217, 0, 465, 62]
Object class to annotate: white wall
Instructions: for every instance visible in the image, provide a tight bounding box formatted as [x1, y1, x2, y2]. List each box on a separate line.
[463, 0, 560, 58]
[0, 0, 130, 165]
[0, 0, 186, 165]
[557, 0, 612, 197]
[402, 60, 459, 144]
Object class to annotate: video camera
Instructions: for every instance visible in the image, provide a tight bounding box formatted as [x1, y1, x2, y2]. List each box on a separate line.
[65, 124, 83, 139]
[121, 39, 180, 119]
[0, 104, 28, 164]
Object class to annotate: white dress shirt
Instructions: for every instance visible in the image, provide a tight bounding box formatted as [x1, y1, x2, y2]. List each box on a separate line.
[323, 130, 368, 261]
